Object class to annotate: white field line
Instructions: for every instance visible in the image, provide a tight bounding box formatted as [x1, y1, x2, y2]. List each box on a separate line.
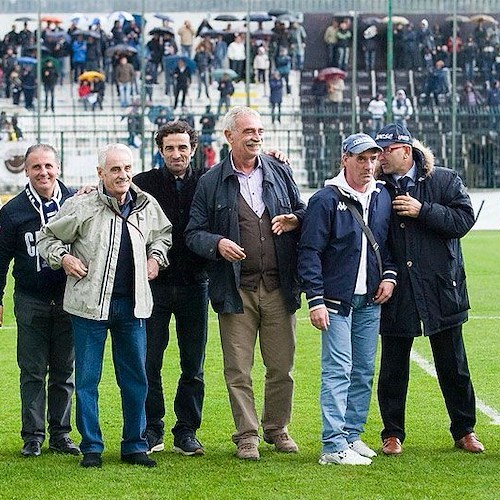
[410, 349, 500, 425]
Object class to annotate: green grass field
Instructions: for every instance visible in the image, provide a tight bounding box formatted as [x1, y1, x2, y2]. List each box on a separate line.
[0, 231, 498, 499]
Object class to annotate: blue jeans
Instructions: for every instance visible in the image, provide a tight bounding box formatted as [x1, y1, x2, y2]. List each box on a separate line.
[321, 294, 380, 453]
[118, 82, 132, 107]
[71, 297, 148, 455]
[145, 281, 208, 439]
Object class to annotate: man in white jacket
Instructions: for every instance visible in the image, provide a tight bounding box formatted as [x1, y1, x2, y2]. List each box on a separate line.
[38, 143, 172, 469]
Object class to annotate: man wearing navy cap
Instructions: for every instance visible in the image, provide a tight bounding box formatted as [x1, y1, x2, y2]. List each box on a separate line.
[374, 123, 484, 455]
[299, 133, 397, 465]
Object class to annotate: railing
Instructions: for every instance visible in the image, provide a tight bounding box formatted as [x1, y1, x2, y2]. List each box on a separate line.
[7, 107, 498, 191]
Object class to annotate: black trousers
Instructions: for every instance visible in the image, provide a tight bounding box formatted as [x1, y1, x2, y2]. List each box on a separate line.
[377, 325, 476, 443]
[145, 281, 208, 439]
[14, 292, 75, 444]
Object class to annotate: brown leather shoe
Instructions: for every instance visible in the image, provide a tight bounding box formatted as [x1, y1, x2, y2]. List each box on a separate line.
[382, 437, 402, 455]
[455, 432, 485, 453]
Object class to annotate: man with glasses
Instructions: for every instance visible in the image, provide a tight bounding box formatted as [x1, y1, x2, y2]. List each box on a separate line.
[374, 122, 484, 455]
[298, 133, 396, 465]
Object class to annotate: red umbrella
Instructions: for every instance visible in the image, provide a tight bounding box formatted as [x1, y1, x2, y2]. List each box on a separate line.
[318, 67, 346, 81]
[40, 15, 63, 24]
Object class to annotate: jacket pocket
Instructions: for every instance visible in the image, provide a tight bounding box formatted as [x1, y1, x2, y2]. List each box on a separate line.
[436, 268, 470, 317]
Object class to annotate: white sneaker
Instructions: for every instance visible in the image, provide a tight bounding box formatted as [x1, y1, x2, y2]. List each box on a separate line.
[318, 447, 372, 465]
[349, 440, 377, 458]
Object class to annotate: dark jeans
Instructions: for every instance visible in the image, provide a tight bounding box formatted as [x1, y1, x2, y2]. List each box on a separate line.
[71, 297, 148, 455]
[14, 292, 74, 444]
[377, 325, 476, 443]
[145, 281, 208, 439]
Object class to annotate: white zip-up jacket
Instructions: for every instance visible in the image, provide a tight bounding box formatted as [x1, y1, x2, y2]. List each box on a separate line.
[38, 182, 172, 320]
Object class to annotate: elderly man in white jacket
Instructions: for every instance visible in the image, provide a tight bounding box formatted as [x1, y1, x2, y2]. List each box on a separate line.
[38, 143, 172, 469]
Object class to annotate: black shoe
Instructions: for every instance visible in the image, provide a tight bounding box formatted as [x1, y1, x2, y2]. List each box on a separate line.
[21, 441, 41, 457]
[80, 453, 102, 468]
[145, 429, 164, 454]
[49, 436, 80, 455]
[173, 435, 205, 456]
[121, 452, 156, 467]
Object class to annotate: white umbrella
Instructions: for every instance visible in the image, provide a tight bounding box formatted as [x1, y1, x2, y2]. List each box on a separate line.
[70, 13, 89, 27]
[108, 11, 135, 24]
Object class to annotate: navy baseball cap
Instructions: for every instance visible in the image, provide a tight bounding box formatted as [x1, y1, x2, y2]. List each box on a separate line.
[342, 133, 382, 154]
[375, 122, 413, 147]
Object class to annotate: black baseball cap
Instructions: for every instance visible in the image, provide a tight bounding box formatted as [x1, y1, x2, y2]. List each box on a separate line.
[375, 122, 413, 148]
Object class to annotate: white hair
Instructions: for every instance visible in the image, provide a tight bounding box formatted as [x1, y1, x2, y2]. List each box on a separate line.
[221, 106, 261, 133]
[97, 143, 133, 169]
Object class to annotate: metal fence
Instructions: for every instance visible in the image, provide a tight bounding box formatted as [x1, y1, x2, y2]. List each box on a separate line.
[9, 107, 498, 192]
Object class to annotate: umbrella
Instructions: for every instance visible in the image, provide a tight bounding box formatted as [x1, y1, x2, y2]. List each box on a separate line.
[70, 13, 89, 26]
[105, 44, 138, 57]
[277, 14, 299, 23]
[243, 12, 273, 23]
[154, 14, 174, 22]
[214, 14, 240, 22]
[148, 105, 174, 124]
[44, 31, 71, 43]
[15, 16, 35, 22]
[268, 9, 292, 17]
[381, 16, 410, 25]
[361, 16, 383, 26]
[211, 68, 239, 81]
[251, 29, 274, 39]
[469, 14, 498, 25]
[42, 56, 61, 71]
[149, 27, 175, 36]
[40, 16, 63, 24]
[78, 71, 105, 81]
[71, 30, 101, 39]
[318, 67, 346, 81]
[363, 26, 378, 39]
[199, 29, 227, 38]
[165, 55, 196, 73]
[108, 11, 135, 24]
[445, 15, 471, 23]
[17, 56, 37, 65]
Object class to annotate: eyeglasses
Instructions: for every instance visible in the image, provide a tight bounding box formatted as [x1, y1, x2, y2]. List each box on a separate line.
[380, 145, 406, 155]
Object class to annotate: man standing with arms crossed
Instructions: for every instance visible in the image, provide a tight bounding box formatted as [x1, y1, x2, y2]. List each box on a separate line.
[186, 106, 305, 460]
[0, 144, 79, 457]
[374, 123, 484, 455]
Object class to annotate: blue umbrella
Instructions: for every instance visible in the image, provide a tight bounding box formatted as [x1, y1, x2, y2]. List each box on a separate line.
[244, 12, 274, 23]
[154, 14, 174, 22]
[165, 55, 196, 73]
[17, 56, 37, 65]
[212, 68, 239, 80]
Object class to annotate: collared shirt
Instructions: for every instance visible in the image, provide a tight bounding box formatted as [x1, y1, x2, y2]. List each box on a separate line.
[231, 153, 265, 217]
[393, 163, 417, 189]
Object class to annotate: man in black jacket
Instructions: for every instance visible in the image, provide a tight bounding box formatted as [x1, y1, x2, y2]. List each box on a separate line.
[0, 144, 79, 457]
[374, 123, 484, 455]
[133, 121, 209, 456]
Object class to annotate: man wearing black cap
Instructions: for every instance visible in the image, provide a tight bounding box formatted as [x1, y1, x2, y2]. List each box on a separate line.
[299, 133, 397, 465]
[374, 122, 484, 455]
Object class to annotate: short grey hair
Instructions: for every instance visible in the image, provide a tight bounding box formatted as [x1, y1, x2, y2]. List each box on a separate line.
[97, 143, 133, 169]
[221, 106, 261, 133]
[24, 143, 60, 166]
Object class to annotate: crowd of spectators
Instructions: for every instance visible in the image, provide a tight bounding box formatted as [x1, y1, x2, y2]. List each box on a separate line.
[0, 15, 308, 116]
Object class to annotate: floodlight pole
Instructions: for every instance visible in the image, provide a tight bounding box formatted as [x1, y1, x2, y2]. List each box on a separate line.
[451, 0, 458, 169]
[350, 11, 358, 133]
[245, 0, 251, 107]
[36, 0, 42, 142]
[386, 0, 393, 122]
[140, 0, 146, 171]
